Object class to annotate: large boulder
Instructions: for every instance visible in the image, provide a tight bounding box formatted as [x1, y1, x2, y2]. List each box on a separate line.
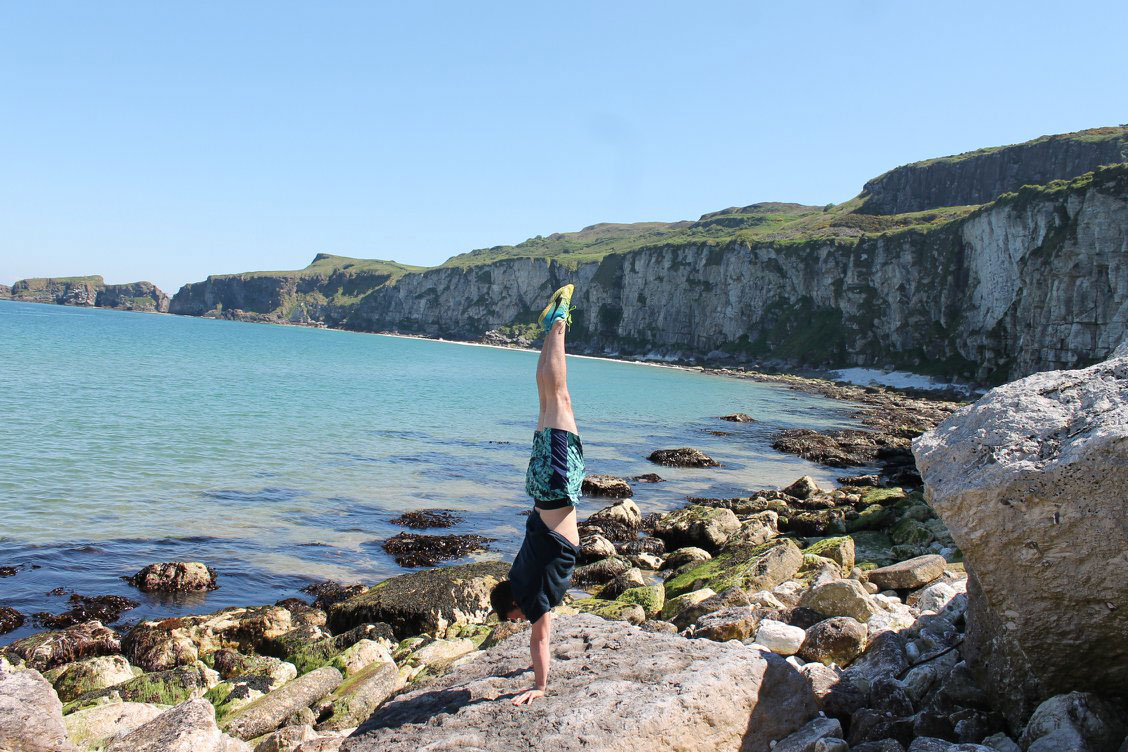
[0, 668, 76, 752]
[866, 555, 946, 591]
[63, 703, 168, 750]
[220, 667, 342, 741]
[105, 698, 250, 752]
[46, 654, 138, 701]
[653, 505, 740, 552]
[647, 448, 720, 467]
[123, 606, 296, 672]
[127, 562, 218, 592]
[664, 539, 804, 598]
[2, 621, 120, 671]
[326, 562, 509, 638]
[339, 614, 817, 752]
[582, 475, 633, 498]
[914, 345, 1128, 727]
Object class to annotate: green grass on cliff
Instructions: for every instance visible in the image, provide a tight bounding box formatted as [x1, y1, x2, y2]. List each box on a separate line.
[207, 253, 425, 281]
[900, 125, 1128, 169]
[15, 275, 104, 288]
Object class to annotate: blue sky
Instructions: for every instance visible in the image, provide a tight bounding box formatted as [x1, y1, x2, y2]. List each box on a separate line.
[2, 1, 1126, 294]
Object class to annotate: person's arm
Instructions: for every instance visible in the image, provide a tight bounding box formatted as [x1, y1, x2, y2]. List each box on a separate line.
[512, 611, 552, 705]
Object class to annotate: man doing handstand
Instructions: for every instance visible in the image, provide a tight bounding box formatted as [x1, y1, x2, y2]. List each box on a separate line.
[490, 284, 583, 707]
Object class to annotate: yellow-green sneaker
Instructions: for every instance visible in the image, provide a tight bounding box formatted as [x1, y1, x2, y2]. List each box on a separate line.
[539, 284, 575, 331]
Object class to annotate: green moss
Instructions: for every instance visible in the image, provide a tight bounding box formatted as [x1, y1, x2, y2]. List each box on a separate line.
[850, 530, 896, 569]
[573, 598, 643, 622]
[615, 585, 665, 618]
[861, 487, 907, 505]
[663, 539, 799, 598]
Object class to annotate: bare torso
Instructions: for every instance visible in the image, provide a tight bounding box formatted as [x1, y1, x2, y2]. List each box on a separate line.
[535, 505, 580, 547]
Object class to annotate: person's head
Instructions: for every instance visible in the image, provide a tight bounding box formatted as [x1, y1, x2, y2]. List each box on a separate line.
[490, 580, 525, 622]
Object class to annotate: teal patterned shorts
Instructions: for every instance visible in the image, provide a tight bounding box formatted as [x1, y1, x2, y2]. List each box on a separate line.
[525, 427, 585, 509]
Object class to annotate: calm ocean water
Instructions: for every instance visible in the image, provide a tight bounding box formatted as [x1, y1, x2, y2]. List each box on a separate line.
[0, 300, 864, 644]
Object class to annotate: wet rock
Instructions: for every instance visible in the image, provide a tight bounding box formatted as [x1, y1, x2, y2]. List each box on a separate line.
[326, 561, 508, 638]
[630, 473, 663, 483]
[615, 585, 664, 619]
[578, 533, 617, 562]
[124, 606, 296, 672]
[664, 539, 804, 598]
[719, 412, 756, 423]
[340, 613, 816, 752]
[772, 428, 900, 468]
[105, 698, 250, 752]
[46, 654, 138, 701]
[754, 619, 805, 655]
[660, 546, 711, 570]
[3, 620, 121, 671]
[800, 580, 879, 623]
[572, 599, 646, 625]
[380, 532, 493, 567]
[221, 667, 342, 741]
[647, 447, 720, 467]
[914, 348, 1128, 724]
[581, 474, 633, 498]
[210, 651, 298, 685]
[782, 475, 823, 500]
[388, 509, 462, 529]
[595, 567, 646, 599]
[572, 555, 631, 586]
[587, 498, 642, 529]
[617, 536, 666, 557]
[799, 662, 866, 719]
[1019, 691, 1126, 752]
[298, 582, 366, 611]
[785, 509, 848, 537]
[0, 668, 75, 752]
[653, 505, 740, 552]
[63, 702, 168, 750]
[799, 617, 868, 667]
[127, 562, 218, 593]
[0, 566, 17, 578]
[33, 593, 139, 629]
[0, 607, 24, 635]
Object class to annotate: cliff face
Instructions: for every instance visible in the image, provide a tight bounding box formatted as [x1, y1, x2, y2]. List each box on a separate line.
[857, 126, 1128, 214]
[9, 276, 170, 312]
[345, 166, 1128, 384]
[0, 284, 10, 300]
[168, 128, 1128, 386]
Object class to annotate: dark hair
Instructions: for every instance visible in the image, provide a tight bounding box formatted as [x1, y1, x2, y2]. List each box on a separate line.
[490, 580, 518, 620]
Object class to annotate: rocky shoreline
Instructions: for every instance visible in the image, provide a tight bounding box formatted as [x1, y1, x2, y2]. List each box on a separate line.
[3, 353, 1125, 752]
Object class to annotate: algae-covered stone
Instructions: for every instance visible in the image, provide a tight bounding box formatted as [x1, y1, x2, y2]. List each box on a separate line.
[664, 539, 803, 598]
[782, 476, 823, 500]
[573, 598, 645, 625]
[263, 623, 394, 676]
[221, 666, 342, 741]
[846, 504, 895, 533]
[653, 505, 740, 552]
[208, 650, 297, 687]
[850, 530, 897, 568]
[326, 561, 509, 638]
[123, 606, 297, 672]
[3, 620, 121, 672]
[803, 537, 856, 575]
[889, 518, 934, 546]
[63, 701, 168, 750]
[329, 640, 394, 677]
[316, 661, 399, 732]
[658, 588, 716, 624]
[48, 654, 139, 702]
[647, 448, 719, 467]
[860, 487, 907, 506]
[68, 661, 218, 711]
[615, 585, 664, 619]
[799, 580, 879, 623]
[127, 562, 218, 593]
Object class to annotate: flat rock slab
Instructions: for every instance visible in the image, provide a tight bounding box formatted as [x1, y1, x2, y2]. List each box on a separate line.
[866, 555, 946, 590]
[341, 613, 817, 752]
[221, 667, 342, 741]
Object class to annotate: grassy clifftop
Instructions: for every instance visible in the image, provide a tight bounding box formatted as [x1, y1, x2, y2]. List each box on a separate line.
[206, 253, 425, 281]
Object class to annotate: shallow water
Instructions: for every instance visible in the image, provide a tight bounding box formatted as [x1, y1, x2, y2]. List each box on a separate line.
[0, 300, 865, 644]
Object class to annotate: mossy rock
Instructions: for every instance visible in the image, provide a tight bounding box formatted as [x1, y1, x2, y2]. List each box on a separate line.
[573, 598, 645, 624]
[326, 561, 509, 638]
[663, 539, 803, 598]
[658, 588, 716, 623]
[64, 662, 213, 713]
[802, 536, 856, 574]
[850, 530, 896, 569]
[860, 487, 907, 505]
[889, 518, 934, 546]
[845, 504, 895, 532]
[615, 585, 665, 619]
[440, 622, 494, 647]
[318, 661, 399, 731]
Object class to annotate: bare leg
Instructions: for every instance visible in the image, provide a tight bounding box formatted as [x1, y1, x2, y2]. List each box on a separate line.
[535, 319, 578, 434]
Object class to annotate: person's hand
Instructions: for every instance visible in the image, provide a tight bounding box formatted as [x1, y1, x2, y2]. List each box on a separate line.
[512, 688, 545, 706]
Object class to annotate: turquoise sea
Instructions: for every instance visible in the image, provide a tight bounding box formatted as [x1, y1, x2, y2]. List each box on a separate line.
[0, 300, 864, 644]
